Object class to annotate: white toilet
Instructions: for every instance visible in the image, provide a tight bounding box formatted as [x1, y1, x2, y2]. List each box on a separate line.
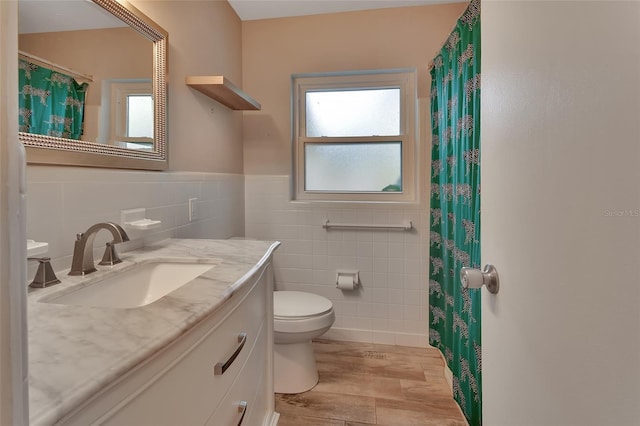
[273, 291, 335, 394]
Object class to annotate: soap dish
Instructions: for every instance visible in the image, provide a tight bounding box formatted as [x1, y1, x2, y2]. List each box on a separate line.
[27, 240, 49, 257]
[121, 208, 162, 231]
[125, 219, 161, 230]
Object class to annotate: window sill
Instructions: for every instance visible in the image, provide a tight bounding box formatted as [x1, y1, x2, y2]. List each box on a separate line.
[288, 198, 424, 208]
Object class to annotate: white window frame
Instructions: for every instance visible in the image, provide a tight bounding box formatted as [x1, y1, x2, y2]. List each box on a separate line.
[292, 69, 417, 202]
[110, 81, 154, 149]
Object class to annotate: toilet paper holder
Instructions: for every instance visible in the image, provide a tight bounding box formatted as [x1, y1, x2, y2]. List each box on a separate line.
[336, 270, 359, 290]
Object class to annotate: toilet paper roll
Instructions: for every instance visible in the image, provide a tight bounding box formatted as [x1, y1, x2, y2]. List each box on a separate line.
[337, 274, 356, 290]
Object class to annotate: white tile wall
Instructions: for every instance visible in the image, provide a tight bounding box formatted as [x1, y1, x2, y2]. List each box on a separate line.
[28, 168, 431, 348]
[26, 166, 244, 278]
[245, 175, 431, 348]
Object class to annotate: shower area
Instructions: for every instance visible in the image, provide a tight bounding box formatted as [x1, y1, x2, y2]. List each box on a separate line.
[428, 0, 481, 424]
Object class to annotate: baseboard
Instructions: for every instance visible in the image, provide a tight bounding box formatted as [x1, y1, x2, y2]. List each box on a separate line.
[442, 355, 454, 393]
[265, 411, 280, 426]
[322, 327, 428, 348]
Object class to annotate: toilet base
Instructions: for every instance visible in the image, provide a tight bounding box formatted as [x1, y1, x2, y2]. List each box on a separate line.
[274, 341, 318, 394]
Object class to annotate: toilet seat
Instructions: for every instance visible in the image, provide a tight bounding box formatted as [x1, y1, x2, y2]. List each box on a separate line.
[274, 291, 333, 319]
[273, 291, 335, 335]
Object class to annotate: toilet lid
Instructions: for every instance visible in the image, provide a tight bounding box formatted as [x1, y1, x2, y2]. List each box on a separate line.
[274, 291, 333, 318]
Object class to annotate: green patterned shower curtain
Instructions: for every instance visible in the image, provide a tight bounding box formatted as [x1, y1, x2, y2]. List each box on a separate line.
[428, 0, 481, 424]
[18, 59, 88, 140]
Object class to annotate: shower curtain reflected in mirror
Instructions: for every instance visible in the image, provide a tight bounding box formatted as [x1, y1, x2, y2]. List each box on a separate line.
[19, 59, 88, 140]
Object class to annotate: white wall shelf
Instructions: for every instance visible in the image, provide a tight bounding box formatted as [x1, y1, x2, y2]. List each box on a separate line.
[185, 76, 261, 111]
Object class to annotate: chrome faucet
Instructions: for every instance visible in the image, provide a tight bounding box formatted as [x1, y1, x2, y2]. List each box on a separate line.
[69, 222, 130, 276]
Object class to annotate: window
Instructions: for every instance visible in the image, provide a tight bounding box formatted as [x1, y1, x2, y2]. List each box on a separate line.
[293, 69, 417, 202]
[110, 81, 154, 150]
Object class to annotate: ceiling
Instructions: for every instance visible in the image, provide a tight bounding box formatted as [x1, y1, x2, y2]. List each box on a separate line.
[18, 0, 459, 34]
[19, 0, 127, 34]
[227, 0, 455, 21]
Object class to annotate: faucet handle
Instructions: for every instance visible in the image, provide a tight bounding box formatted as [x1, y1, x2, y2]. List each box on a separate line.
[28, 257, 61, 288]
[98, 242, 123, 266]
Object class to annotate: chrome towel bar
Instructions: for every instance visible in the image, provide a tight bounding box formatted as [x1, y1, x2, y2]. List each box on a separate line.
[322, 220, 413, 231]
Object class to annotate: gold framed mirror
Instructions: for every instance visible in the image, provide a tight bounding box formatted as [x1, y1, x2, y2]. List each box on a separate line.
[18, 0, 168, 170]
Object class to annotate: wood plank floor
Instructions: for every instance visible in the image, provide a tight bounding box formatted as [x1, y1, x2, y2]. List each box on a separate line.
[276, 339, 468, 426]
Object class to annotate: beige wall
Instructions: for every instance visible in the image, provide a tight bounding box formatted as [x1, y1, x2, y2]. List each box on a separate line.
[242, 3, 466, 346]
[19, 27, 152, 143]
[131, 0, 244, 173]
[242, 3, 467, 175]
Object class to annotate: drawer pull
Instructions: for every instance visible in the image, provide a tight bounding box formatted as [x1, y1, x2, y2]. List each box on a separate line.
[214, 332, 247, 375]
[236, 400, 248, 426]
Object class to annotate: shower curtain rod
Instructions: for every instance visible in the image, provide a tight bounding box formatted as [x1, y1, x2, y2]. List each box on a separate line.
[19, 50, 94, 83]
[427, 51, 445, 70]
[427, 51, 440, 71]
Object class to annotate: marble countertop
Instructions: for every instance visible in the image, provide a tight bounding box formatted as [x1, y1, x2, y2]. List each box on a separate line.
[27, 238, 279, 426]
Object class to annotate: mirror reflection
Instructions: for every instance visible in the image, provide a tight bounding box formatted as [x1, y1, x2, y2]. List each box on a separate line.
[18, 0, 155, 151]
[17, 0, 168, 170]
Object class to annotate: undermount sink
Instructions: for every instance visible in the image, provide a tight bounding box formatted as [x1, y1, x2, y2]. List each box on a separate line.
[42, 261, 217, 309]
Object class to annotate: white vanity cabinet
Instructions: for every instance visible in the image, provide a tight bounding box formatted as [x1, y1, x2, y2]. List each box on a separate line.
[57, 262, 277, 426]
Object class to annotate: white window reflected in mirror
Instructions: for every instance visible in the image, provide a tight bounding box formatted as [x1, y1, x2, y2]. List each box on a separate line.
[104, 80, 153, 150]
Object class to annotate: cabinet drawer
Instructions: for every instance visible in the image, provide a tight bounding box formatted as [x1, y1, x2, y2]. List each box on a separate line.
[205, 322, 266, 426]
[100, 278, 266, 426]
